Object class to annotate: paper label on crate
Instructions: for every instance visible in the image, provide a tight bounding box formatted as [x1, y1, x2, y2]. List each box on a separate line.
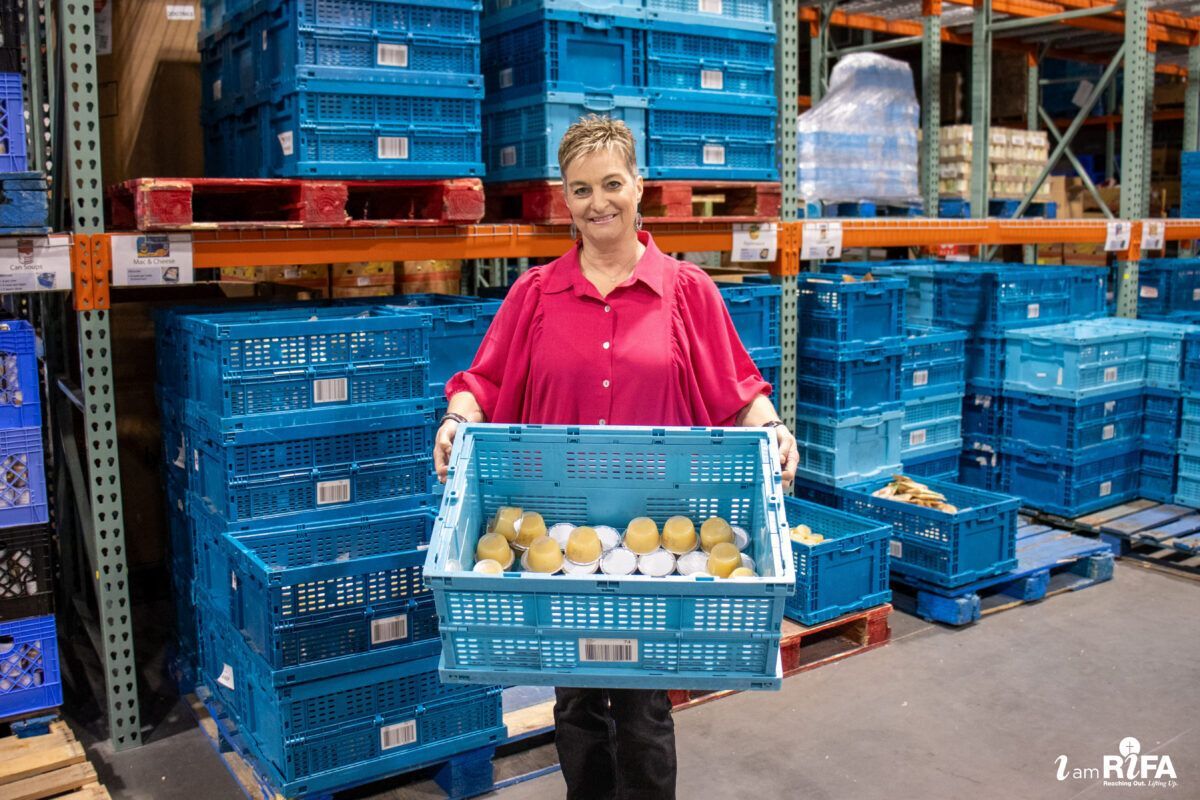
[377, 43, 409, 68]
[230, 569, 238, 591]
[700, 0, 723, 13]
[731, 223, 777, 263]
[211, 79, 222, 102]
[316, 479, 351, 505]
[499, 145, 518, 168]
[1099, 480, 1113, 497]
[579, 638, 638, 663]
[498, 67, 514, 89]
[909, 429, 927, 447]
[1072, 79, 1095, 108]
[800, 221, 843, 261]
[277, 131, 294, 156]
[262, 30, 268, 50]
[1026, 302, 1040, 319]
[166, 4, 196, 21]
[173, 433, 186, 469]
[1142, 220, 1166, 251]
[313, 378, 348, 404]
[912, 369, 929, 387]
[701, 69, 724, 91]
[217, 663, 235, 691]
[1194, 287, 1200, 302]
[1141, 285, 1160, 299]
[1104, 400, 1116, 413]
[1104, 366, 1119, 383]
[111, 234, 194, 286]
[703, 144, 726, 165]
[370, 614, 409, 644]
[379, 136, 409, 160]
[380, 720, 418, 750]
[1104, 221, 1131, 252]
[0, 236, 72, 293]
[96, 0, 113, 54]
[1102, 424, 1116, 440]
[889, 540, 903, 560]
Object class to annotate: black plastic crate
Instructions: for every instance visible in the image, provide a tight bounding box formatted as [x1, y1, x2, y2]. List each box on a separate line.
[0, 523, 53, 620]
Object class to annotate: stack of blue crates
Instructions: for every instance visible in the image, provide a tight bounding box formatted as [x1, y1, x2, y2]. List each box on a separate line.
[718, 282, 781, 390]
[481, 0, 777, 181]
[1182, 152, 1200, 219]
[793, 274, 907, 486]
[1164, 332, 1200, 506]
[1137, 258, 1200, 323]
[200, 0, 484, 178]
[900, 326, 966, 481]
[155, 299, 505, 797]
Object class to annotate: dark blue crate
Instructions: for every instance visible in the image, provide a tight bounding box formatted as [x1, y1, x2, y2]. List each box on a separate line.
[0, 320, 41, 430]
[482, 90, 647, 181]
[1140, 451, 1177, 504]
[644, 21, 774, 101]
[1003, 443, 1141, 517]
[1186, 335, 1200, 392]
[841, 477, 1019, 589]
[749, 345, 780, 392]
[958, 437, 1006, 493]
[903, 326, 966, 402]
[795, 345, 904, 421]
[0, 614, 61, 717]
[1140, 443, 1178, 476]
[1003, 388, 1143, 458]
[797, 276, 906, 352]
[0, 172, 49, 232]
[964, 335, 1006, 392]
[1144, 386, 1182, 446]
[961, 388, 1004, 439]
[720, 283, 780, 350]
[378, 294, 503, 398]
[646, 92, 778, 180]
[1183, 152, 1200, 218]
[482, 0, 775, 32]
[782, 496, 891, 626]
[1138, 258, 1200, 317]
[0, 72, 26, 172]
[902, 447, 960, 482]
[0, 427, 48, 528]
[791, 476, 845, 509]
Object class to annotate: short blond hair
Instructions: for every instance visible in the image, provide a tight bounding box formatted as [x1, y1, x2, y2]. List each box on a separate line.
[557, 114, 638, 178]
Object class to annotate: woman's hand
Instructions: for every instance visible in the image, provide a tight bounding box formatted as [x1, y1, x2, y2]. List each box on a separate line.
[774, 424, 799, 490]
[434, 419, 459, 484]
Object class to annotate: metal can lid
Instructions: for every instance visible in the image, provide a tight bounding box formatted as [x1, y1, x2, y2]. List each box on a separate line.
[548, 523, 575, 549]
[594, 525, 622, 551]
[676, 550, 709, 576]
[732, 526, 750, 551]
[562, 559, 599, 576]
[599, 547, 638, 576]
[637, 548, 677, 577]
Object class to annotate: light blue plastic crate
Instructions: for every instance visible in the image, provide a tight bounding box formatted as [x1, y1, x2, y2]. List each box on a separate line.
[797, 275, 906, 352]
[796, 345, 904, 421]
[901, 393, 962, 459]
[197, 606, 504, 795]
[1003, 321, 1147, 400]
[749, 345, 780, 392]
[482, 90, 647, 181]
[191, 499, 440, 682]
[1002, 443, 1140, 517]
[782, 496, 891, 626]
[645, 0, 773, 31]
[0, 72, 27, 173]
[1102, 317, 1200, 390]
[720, 283, 781, 350]
[426, 424, 794, 691]
[902, 446, 960, 482]
[793, 409, 903, 487]
[841, 478, 1019, 589]
[1003, 388, 1143, 458]
[377, 294, 503, 399]
[644, 21, 774, 100]
[1180, 395, 1200, 450]
[0, 615, 61, 718]
[902, 326, 966, 402]
[0, 320, 42, 430]
[646, 92, 778, 180]
[1175, 472, 1200, 508]
[0, 427, 49, 528]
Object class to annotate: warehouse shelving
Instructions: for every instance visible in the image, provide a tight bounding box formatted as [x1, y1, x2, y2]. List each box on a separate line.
[5, 0, 1200, 750]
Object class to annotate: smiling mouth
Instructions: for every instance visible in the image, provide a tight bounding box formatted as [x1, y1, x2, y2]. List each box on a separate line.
[589, 214, 617, 224]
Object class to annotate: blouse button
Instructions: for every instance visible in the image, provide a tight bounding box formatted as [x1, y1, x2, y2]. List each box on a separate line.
[602, 341, 611, 350]
[599, 419, 607, 425]
[604, 305, 611, 313]
[603, 379, 610, 388]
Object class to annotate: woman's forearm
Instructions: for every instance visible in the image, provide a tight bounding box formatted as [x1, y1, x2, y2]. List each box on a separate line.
[448, 391, 488, 422]
[736, 394, 780, 427]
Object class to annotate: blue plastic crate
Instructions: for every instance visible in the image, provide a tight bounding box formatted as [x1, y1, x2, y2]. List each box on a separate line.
[902, 326, 966, 402]
[1003, 388, 1143, 458]
[426, 424, 793, 691]
[181, 305, 432, 430]
[1140, 446, 1177, 504]
[1003, 321, 1147, 400]
[1143, 387, 1182, 446]
[1180, 395, 1200, 451]
[719, 283, 780, 350]
[782, 496, 891, 626]
[841, 478, 1019, 589]
[187, 408, 436, 523]
[793, 409, 903, 487]
[192, 499, 440, 681]
[482, 90, 647, 181]
[797, 275, 906, 352]
[0, 72, 26, 173]
[749, 345, 780, 392]
[1138, 258, 1200, 317]
[378, 294, 503, 398]
[0, 427, 48, 528]
[795, 345, 904, 421]
[1176, 471, 1200, 507]
[958, 436, 1005, 493]
[482, 0, 774, 31]
[1003, 443, 1140, 517]
[901, 393, 962, 459]
[1102, 317, 1200, 391]
[197, 608, 504, 794]
[961, 389, 1004, 439]
[0, 321, 41, 430]
[0, 615, 61, 717]
[646, 92, 778, 180]
[902, 447, 960, 482]
[644, 22, 774, 100]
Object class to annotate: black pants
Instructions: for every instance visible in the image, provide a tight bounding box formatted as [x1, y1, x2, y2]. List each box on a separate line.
[553, 687, 677, 800]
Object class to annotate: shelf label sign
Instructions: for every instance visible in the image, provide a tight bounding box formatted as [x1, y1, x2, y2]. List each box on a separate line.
[732, 223, 778, 262]
[0, 235, 72, 292]
[166, 4, 196, 21]
[1142, 220, 1166, 252]
[111, 234, 194, 286]
[1104, 221, 1131, 252]
[801, 221, 844, 260]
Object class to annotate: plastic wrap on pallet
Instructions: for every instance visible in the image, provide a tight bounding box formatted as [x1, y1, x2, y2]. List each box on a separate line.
[796, 54, 919, 206]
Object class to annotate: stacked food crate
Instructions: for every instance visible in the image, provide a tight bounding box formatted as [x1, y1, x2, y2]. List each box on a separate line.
[481, 0, 777, 181]
[155, 302, 505, 797]
[1148, 324, 1200, 506]
[938, 125, 1052, 206]
[900, 326, 966, 482]
[199, 0, 484, 178]
[719, 283, 782, 391]
[1137, 258, 1200, 323]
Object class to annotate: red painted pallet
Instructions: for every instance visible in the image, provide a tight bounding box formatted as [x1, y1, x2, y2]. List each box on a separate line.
[107, 177, 485, 230]
[484, 180, 782, 224]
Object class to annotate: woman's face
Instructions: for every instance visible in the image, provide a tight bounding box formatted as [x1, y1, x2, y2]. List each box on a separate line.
[562, 149, 643, 248]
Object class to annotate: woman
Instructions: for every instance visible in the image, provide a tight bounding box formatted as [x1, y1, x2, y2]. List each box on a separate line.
[434, 115, 798, 800]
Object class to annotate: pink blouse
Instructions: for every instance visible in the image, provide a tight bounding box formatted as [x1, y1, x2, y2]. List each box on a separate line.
[445, 230, 771, 427]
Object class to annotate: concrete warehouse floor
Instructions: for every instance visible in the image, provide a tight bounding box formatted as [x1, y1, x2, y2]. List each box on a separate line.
[70, 561, 1198, 800]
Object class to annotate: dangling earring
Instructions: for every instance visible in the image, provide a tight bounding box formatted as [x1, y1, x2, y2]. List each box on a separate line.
[569, 222, 578, 240]
[635, 211, 643, 231]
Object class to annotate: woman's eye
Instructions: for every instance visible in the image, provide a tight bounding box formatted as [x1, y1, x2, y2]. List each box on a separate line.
[607, 181, 621, 190]
[574, 188, 589, 197]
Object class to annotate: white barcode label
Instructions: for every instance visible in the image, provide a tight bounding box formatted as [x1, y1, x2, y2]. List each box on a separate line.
[1104, 366, 1118, 383]
[1027, 302, 1040, 319]
[579, 638, 638, 663]
[380, 720, 417, 750]
[217, 663, 235, 690]
[378, 43, 409, 67]
[1102, 424, 1115, 440]
[278, 131, 294, 156]
[700, 0, 722, 13]
[317, 479, 351, 505]
[313, 377, 348, 404]
[701, 69, 724, 90]
[378, 136, 409, 159]
[909, 429, 927, 447]
[1141, 285, 1159, 299]
[1104, 400, 1115, 413]
[912, 369, 929, 387]
[1099, 480, 1113, 497]
[212, 79, 222, 101]
[703, 144, 726, 165]
[166, 4, 196, 20]
[889, 540, 903, 559]
[500, 145, 517, 167]
[371, 614, 408, 644]
[498, 67, 514, 89]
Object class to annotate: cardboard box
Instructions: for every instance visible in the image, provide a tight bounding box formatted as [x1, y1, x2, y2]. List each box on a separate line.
[1154, 80, 1187, 108]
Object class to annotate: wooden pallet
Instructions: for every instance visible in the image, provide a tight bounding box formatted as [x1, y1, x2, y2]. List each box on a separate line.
[107, 177, 486, 230]
[483, 179, 781, 224]
[0, 720, 111, 800]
